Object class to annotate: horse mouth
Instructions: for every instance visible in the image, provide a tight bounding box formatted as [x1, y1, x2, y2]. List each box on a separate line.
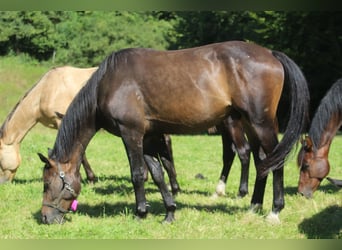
[298, 189, 313, 199]
[41, 213, 65, 224]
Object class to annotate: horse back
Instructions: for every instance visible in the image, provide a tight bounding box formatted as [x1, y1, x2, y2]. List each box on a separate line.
[98, 41, 284, 134]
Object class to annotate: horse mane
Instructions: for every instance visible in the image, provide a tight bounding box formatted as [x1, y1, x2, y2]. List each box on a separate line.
[309, 78, 342, 150]
[49, 51, 121, 162]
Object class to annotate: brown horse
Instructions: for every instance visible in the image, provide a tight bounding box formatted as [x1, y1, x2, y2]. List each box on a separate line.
[297, 78, 342, 198]
[0, 66, 97, 183]
[0, 64, 246, 197]
[39, 41, 309, 224]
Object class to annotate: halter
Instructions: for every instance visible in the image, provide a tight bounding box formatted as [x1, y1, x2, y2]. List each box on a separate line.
[43, 163, 77, 213]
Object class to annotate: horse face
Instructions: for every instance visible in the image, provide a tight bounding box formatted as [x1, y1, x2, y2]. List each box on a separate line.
[0, 141, 20, 183]
[297, 142, 330, 198]
[39, 153, 81, 224]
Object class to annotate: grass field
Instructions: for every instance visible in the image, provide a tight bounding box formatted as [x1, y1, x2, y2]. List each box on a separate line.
[0, 56, 341, 239]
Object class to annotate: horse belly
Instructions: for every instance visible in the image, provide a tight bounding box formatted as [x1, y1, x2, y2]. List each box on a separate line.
[144, 90, 231, 134]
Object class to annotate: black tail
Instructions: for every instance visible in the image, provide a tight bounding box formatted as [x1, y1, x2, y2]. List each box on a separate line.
[258, 51, 310, 177]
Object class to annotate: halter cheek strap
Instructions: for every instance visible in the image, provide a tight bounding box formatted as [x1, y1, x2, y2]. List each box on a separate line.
[43, 164, 78, 214]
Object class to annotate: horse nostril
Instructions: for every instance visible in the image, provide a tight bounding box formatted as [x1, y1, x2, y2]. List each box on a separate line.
[42, 214, 48, 224]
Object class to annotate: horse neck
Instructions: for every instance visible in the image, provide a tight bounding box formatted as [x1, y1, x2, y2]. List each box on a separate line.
[311, 113, 342, 158]
[1, 85, 42, 145]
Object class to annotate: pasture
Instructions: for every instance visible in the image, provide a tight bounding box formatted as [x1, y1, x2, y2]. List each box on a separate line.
[0, 56, 341, 239]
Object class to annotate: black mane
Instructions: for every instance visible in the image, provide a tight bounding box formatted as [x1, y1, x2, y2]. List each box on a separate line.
[309, 78, 342, 150]
[49, 51, 123, 162]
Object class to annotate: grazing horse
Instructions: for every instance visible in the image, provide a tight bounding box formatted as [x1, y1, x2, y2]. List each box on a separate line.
[39, 41, 309, 224]
[0, 64, 245, 196]
[297, 78, 342, 198]
[0, 66, 97, 183]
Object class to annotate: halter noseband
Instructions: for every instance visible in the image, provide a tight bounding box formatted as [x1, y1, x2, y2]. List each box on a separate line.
[43, 163, 77, 213]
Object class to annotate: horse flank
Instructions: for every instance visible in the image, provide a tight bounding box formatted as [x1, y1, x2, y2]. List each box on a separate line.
[309, 78, 342, 150]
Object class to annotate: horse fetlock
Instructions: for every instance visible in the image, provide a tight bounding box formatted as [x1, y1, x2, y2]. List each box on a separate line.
[215, 180, 226, 197]
[249, 203, 263, 213]
[237, 189, 248, 198]
[163, 211, 175, 223]
[136, 203, 149, 219]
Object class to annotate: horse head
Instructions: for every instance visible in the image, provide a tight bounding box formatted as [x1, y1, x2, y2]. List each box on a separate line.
[297, 136, 330, 198]
[38, 152, 81, 224]
[0, 139, 21, 183]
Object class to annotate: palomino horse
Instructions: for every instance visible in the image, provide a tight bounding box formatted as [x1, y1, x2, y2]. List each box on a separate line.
[297, 78, 342, 198]
[0, 66, 97, 183]
[39, 41, 309, 224]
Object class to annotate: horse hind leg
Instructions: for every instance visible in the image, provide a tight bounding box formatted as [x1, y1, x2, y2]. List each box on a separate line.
[159, 134, 181, 196]
[144, 135, 177, 222]
[249, 123, 283, 224]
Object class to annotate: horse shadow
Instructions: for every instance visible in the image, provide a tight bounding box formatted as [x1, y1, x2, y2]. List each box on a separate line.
[298, 205, 342, 239]
[32, 198, 248, 224]
[284, 181, 341, 197]
[92, 174, 211, 197]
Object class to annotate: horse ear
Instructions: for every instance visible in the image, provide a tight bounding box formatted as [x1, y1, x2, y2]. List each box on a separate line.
[47, 148, 53, 157]
[55, 111, 64, 119]
[38, 153, 50, 166]
[303, 136, 313, 151]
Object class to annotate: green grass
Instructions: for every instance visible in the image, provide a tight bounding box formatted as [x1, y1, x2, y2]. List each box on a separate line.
[0, 56, 341, 239]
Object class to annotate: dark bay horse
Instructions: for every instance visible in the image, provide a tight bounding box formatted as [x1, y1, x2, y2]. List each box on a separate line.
[297, 78, 342, 198]
[39, 41, 309, 224]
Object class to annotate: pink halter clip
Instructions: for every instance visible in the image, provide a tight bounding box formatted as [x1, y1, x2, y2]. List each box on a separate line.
[70, 200, 78, 211]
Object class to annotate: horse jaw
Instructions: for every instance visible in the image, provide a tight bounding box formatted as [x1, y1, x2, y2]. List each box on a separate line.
[0, 142, 21, 183]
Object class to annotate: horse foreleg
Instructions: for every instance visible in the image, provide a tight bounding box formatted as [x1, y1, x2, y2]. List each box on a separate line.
[81, 153, 96, 183]
[120, 129, 148, 220]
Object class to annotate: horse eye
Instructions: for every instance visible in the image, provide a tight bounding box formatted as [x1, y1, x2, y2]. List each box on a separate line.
[301, 163, 309, 170]
[43, 182, 49, 192]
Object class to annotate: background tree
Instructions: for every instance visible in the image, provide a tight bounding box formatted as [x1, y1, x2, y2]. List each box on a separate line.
[0, 11, 341, 121]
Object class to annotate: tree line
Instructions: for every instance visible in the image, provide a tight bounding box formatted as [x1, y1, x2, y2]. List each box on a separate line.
[1, 11, 341, 117]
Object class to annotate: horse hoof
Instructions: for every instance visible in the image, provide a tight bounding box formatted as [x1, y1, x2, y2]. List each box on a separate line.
[215, 180, 226, 197]
[163, 213, 175, 224]
[249, 203, 263, 213]
[265, 211, 281, 225]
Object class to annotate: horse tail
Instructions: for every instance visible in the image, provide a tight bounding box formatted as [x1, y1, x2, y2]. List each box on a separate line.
[259, 50, 310, 177]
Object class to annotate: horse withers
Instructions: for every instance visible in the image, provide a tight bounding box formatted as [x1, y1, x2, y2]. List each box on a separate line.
[297, 79, 342, 198]
[39, 41, 309, 224]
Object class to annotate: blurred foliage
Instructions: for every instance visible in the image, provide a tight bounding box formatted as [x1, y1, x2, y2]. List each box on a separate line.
[0, 11, 341, 116]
